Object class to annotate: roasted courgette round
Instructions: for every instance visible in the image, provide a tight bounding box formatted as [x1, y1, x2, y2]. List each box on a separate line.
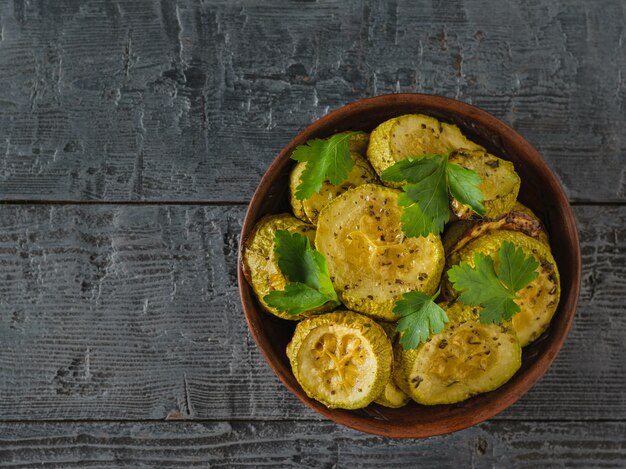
[315, 184, 445, 321]
[242, 214, 332, 320]
[394, 301, 522, 405]
[511, 202, 550, 245]
[290, 152, 378, 225]
[373, 321, 410, 408]
[347, 131, 370, 156]
[446, 230, 560, 347]
[444, 211, 547, 259]
[286, 310, 392, 409]
[448, 149, 520, 219]
[367, 114, 483, 187]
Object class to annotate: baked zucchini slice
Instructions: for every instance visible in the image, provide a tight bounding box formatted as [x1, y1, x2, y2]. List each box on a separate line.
[443, 205, 549, 256]
[448, 149, 520, 219]
[315, 184, 445, 321]
[347, 131, 370, 156]
[290, 152, 378, 225]
[445, 211, 546, 259]
[442, 220, 475, 254]
[374, 377, 410, 408]
[373, 321, 410, 408]
[394, 301, 521, 405]
[511, 202, 550, 245]
[242, 214, 331, 320]
[446, 230, 560, 347]
[367, 114, 483, 187]
[286, 310, 392, 409]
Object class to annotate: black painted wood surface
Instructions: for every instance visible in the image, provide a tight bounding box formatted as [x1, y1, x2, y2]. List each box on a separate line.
[0, 0, 624, 467]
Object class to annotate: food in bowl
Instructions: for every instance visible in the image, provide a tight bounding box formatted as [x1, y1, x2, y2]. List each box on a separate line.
[241, 112, 561, 411]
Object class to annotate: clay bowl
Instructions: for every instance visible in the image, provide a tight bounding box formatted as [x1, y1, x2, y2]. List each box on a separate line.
[237, 93, 581, 438]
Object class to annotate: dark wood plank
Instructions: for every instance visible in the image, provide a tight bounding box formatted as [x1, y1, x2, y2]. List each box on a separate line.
[0, 204, 623, 421]
[0, 0, 623, 203]
[0, 421, 624, 468]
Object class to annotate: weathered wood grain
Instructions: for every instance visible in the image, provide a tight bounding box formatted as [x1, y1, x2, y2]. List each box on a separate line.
[0, 204, 623, 422]
[0, 421, 624, 468]
[0, 0, 623, 203]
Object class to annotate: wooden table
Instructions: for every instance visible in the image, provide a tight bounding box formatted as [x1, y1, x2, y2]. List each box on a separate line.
[0, 1, 624, 466]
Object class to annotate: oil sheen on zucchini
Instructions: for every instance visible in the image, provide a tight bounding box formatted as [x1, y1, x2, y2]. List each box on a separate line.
[290, 152, 378, 225]
[242, 214, 331, 320]
[286, 310, 392, 409]
[367, 114, 483, 187]
[448, 149, 520, 219]
[447, 230, 560, 347]
[315, 184, 444, 321]
[394, 302, 522, 405]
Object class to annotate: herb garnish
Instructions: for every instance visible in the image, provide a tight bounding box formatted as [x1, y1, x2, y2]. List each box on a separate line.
[393, 290, 448, 349]
[448, 241, 539, 324]
[381, 154, 485, 237]
[264, 230, 339, 315]
[292, 132, 364, 200]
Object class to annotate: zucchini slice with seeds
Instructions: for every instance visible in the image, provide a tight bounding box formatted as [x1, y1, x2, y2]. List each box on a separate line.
[448, 149, 520, 219]
[242, 214, 331, 320]
[394, 301, 521, 405]
[367, 114, 483, 187]
[290, 152, 378, 225]
[315, 184, 444, 321]
[287, 310, 392, 409]
[446, 230, 560, 347]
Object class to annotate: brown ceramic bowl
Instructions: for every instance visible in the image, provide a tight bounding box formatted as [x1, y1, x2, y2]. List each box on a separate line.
[237, 93, 580, 438]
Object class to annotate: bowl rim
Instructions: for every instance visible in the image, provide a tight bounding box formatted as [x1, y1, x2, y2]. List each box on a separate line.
[237, 92, 581, 438]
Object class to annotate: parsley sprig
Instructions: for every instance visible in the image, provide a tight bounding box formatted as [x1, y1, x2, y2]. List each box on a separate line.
[448, 241, 540, 324]
[393, 290, 448, 349]
[292, 132, 364, 200]
[263, 230, 339, 315]
[381, 154, 485, 237]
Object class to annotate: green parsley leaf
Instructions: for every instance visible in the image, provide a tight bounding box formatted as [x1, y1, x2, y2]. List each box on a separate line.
[498, 240, 540, 292]
[383, 155, 450, 237]
[264, 283, 332, 316]
[263, 230, 339, 315]
[393, 290, 449, 349]
[292, 132, 363, 200]
[447, 241, 540, 324]
[446, 163, 486, 217]
[380, 156, 441, 183]
[380, 154, 485, 237]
